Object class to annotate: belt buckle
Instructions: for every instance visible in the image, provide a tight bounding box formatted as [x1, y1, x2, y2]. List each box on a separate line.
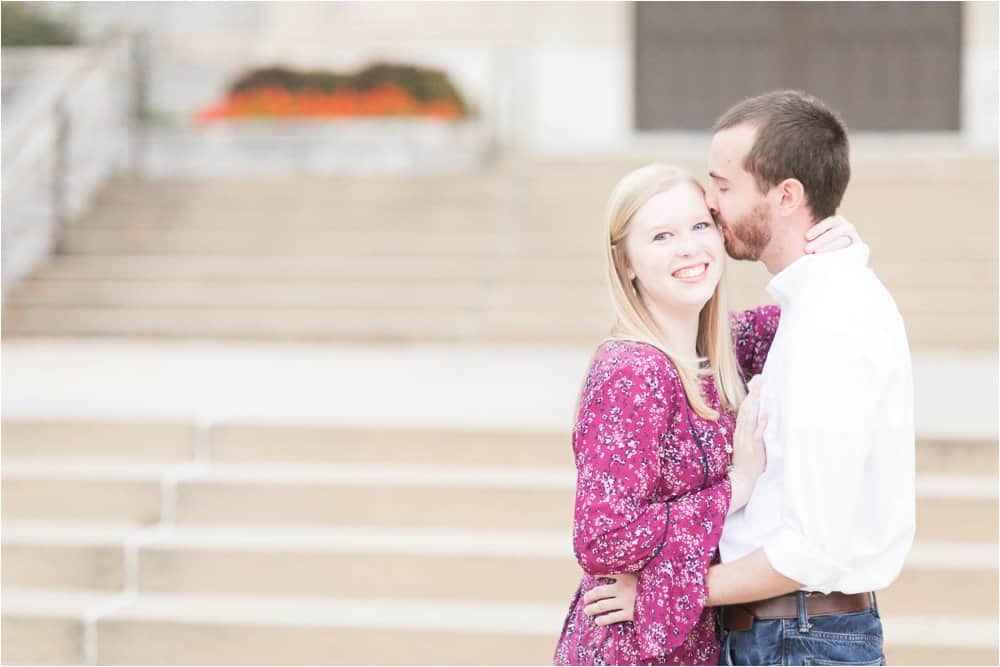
[724, 605, 755, 632]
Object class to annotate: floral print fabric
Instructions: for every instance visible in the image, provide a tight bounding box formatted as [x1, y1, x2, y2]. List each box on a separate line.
[553, 306, 780, 665]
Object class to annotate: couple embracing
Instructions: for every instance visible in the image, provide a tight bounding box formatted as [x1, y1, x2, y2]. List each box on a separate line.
[553, 91, 914, 666]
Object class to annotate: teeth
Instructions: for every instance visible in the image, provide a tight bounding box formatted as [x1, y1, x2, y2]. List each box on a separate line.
[673, 264, 707, 279]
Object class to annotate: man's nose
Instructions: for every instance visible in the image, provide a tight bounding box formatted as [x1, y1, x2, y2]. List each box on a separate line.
[705, 191, 718, 215]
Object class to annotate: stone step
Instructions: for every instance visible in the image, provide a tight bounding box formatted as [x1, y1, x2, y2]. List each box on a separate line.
[30, 282, 417, 311]
[2, 420, 993, 475]
[0, 306, 486, 342]
[84, 164, 994, 229]
[8, 281, 489, 309]
[94, 175, 514, 203]
[1, 421, 197, 463]
[480, 309, 997, 349]
[54, 225, 998, 261]
[30, 254, 598, 283]
[3, 521, 995, 617]
[2, 422, 576, 468]
[3, 461, 996, 541]
[71, 217, 525, 235]
[1, 589, 113, 665]
[66, 212, 996, 257]
[24, 253, 998, 290]
[2, 461, 166, 525]
[78, 209, 519, 230]
[7, 279, 996, 319]
[58, 227, 519, 256]
[197, 430, 1000, 477]
[2, 588, 996, 665]
[3, 303, 994, 348]
[0, 589, 564, 665]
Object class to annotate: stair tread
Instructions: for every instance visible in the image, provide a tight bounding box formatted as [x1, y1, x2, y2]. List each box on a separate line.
[1, 588, 566, 635]
[3, 459, 995, 497]
[2, 518, 996, 568]
[2, 588, 996, 647]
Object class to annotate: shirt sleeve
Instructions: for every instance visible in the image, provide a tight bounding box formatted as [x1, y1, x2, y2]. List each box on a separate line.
[760, 326, 881, 592]
[730, 305, 781, 380]
[571, 351, 733, 660]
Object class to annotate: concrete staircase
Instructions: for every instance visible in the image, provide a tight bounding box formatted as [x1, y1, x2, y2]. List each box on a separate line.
[2, 421, 997, 665]
[2, 158, 997, 348]
[3, 155, 997, 665]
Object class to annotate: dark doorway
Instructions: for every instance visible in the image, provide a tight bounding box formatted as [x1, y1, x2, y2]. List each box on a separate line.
[635, 2, 962, 131]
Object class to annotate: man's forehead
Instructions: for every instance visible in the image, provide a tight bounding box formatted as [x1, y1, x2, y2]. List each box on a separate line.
[710, 123, 757, 174]
[712, 123, 757, 152]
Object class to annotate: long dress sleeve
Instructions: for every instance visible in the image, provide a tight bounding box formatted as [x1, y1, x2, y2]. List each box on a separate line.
[571, 347, 733, 661]
[572, 356, 673, 575]
[730, 305, 781, 380]
[632, 480, 731, 661]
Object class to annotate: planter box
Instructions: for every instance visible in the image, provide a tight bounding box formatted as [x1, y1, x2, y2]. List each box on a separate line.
[138, 118, 493, 178]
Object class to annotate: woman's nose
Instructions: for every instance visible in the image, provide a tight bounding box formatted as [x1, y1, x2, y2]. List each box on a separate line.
[674, 235, 695, 256]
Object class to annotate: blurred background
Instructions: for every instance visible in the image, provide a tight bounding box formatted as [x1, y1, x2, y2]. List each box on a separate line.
[1, 1, 997, 665]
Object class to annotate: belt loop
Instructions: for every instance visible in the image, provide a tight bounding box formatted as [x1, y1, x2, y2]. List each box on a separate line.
[871, 591, 880, 619]
[796, 591, 812, 633]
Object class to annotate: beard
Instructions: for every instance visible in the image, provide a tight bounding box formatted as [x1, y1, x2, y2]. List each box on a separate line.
[714, 201, 772, 261]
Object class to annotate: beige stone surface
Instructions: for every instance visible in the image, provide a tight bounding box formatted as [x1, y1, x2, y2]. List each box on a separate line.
[4, 157, 996, 348]
[1, 421, 194, 462]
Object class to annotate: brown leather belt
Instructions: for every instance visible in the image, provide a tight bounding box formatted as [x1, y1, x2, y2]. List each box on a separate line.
[721, 592, 874, 632]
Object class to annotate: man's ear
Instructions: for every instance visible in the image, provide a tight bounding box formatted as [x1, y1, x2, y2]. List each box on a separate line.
[774, 178, 807, 216]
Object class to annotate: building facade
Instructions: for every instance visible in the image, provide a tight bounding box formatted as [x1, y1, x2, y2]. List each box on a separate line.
[33, 1, 1000, 155]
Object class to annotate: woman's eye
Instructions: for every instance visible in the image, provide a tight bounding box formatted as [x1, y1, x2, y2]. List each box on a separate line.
[718, 188, 729, 194]
[694, 222, 710, 231]
[653, 232, 672, 241]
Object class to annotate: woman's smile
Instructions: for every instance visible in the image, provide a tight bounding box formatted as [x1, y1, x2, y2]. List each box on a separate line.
[672, 262, 710, 282]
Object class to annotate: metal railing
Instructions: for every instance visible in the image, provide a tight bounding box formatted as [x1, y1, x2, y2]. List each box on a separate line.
[1, 29, 148, 301]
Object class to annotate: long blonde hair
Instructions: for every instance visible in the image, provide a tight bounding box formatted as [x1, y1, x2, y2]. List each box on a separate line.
[604, 163, 746, 420]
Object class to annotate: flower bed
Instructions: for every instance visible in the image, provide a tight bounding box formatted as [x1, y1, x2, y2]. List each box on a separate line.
[196, 63, 469, 123]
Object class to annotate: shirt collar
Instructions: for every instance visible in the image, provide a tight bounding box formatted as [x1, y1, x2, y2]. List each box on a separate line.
[766, 242, 871, 304]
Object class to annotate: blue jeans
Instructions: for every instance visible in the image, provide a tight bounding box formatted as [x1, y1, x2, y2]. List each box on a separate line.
[719, 592, 885, 666]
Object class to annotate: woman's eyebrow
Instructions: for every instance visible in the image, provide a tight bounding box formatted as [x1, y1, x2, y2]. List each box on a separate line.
[708, 171, 729, 183]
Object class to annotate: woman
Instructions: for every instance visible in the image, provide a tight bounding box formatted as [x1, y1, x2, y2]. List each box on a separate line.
[552, 164, 859, 665]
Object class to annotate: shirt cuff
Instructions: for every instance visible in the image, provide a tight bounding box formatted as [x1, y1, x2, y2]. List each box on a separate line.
[762, 527, 849, 593]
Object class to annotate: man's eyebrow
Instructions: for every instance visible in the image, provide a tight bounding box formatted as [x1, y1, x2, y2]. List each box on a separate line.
[708, 171, 729, 182]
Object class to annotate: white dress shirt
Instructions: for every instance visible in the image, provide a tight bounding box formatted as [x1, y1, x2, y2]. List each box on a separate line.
[720, 242, 916, 594]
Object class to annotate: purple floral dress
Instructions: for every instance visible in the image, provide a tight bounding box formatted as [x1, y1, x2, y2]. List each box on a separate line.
[553, 306, 780, 666]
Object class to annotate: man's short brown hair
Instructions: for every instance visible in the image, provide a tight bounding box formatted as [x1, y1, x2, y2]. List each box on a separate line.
[713, 90, 850, 220]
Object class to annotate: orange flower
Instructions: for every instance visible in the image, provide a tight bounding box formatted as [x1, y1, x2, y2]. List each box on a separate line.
[195, 82, 464, 121]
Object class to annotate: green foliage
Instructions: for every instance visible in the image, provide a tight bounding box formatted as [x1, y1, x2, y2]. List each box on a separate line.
[1, 2, 78, 47]
[230, 66, 352, 95]
[354, 64, 462, 106]
[228, 62, 468, 114]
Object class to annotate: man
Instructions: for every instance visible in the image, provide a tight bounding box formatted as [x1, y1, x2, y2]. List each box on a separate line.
[582, 90, 915, 666]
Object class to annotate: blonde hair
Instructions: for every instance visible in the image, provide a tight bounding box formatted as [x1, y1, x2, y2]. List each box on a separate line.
[604, 163, 746, 420]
